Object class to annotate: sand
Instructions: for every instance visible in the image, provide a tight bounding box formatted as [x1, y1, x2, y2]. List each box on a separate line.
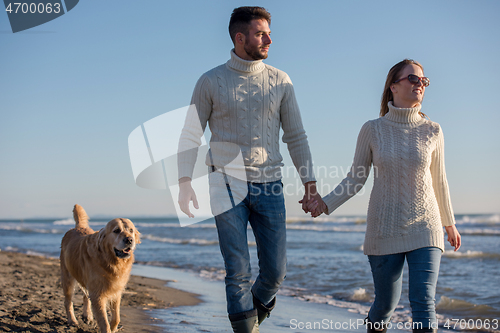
[0, 251, 200, 333]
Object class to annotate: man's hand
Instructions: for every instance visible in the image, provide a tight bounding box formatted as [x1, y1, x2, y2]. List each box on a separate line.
[298, 181, 326, 217]
[178, 177, 199, 218]
[302, 199, 327, 217]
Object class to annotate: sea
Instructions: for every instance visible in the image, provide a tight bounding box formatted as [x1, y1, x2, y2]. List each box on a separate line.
[1, 213, 499, 332]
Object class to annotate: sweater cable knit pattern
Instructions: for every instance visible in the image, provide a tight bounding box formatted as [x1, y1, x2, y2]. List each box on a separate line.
[178, 50, 315, 184]
[267, 68, 278, 163]
[323, 102, 455, 255]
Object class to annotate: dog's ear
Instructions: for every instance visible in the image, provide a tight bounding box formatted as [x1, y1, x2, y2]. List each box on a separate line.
[97, 228, 106, 250]
[134, 228, 141, 244]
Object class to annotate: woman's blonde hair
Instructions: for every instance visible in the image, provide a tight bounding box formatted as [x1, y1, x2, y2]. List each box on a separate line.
[380, 59, 428, 119]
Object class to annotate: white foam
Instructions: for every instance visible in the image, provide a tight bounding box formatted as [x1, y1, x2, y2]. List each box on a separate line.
[142, 234, 219, 245]
[286, 224, 366, 232]
[134, 222, 216, 229]
[459, 228, 500, 235]
[142, 234, 257, 246]
[26, 250, 46, 257]
[456, 214, 500, 225]
[0, 224, 24, 231]
[53, 218, 74, 225]
[0, 223, 62, 234]
[286, 215, 367, 224]
[437, 296, 500, 317]
[135, 222, 184, 228]
[199, 269, 226, 281]
[443, 250, 500, 259]
[350, 288, 371, 302]
[293, 293, 372, 316]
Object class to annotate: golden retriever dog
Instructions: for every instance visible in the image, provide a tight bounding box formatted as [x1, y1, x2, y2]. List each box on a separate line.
[60, 204, 140, 333]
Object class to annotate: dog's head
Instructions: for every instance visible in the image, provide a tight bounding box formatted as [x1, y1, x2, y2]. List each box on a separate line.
[98, 218, 141, 259]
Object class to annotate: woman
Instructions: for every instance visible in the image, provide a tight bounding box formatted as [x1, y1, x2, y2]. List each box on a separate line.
[306, 59, 461, 333]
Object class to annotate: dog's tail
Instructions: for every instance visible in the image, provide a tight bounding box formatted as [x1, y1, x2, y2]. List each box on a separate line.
[73, 204, 90, 228]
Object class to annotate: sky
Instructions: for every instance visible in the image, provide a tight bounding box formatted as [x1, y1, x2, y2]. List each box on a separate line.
[1, 0, 499, 220]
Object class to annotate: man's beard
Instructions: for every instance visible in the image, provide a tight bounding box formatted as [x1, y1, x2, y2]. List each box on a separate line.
[244, 42, 268, 60]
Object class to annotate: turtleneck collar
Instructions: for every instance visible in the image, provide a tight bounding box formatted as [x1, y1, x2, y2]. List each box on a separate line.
[226, 49, 266, 74]
[384, 101, 424, 124]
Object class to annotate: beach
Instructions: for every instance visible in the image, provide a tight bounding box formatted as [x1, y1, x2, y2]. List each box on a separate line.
[0, 250, 374, 333]
[0, 251, 200, 333]
[1, 214, 499, 332]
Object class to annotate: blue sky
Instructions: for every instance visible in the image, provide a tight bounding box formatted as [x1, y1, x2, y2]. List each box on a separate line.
[1, 0, 499, 219]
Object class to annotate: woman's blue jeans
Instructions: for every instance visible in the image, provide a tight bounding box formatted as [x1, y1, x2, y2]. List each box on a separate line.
[214, 180, 287, 317]
[368, 247, 442, 329]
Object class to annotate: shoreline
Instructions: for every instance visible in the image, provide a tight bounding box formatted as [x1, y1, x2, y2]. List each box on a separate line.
[0, 251, 375, 333]
[0, 250, 200, 333]
[130, 264, 394, 332]
[0, 250, 418, 332]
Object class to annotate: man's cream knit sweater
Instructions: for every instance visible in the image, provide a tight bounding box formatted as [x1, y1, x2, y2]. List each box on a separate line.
[178, 50, 315, 184]
[323, 102, 455, 255]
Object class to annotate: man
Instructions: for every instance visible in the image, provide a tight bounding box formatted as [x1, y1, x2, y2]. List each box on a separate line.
[177, 6, 323, 332]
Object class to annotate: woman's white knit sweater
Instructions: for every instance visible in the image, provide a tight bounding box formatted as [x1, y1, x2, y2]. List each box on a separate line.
[323, 102, 455, 255]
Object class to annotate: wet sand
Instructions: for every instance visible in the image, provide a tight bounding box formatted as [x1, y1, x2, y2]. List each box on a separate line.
[0, 251, 200, 332]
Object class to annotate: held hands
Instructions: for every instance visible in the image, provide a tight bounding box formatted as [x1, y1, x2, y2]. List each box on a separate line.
[445, 225, 461, 251]
[298, 181, 327, 218]
[178, 177, 199, 218]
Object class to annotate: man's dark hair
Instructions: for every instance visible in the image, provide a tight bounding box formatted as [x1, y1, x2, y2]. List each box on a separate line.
[228, 6, 271, 43]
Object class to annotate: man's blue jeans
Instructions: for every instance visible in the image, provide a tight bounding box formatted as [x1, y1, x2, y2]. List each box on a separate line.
[214, 180, 286, 317]
[368, 247, 442, 329]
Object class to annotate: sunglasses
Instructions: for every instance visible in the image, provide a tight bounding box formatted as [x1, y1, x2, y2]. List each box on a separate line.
[393, 74, 430, 87]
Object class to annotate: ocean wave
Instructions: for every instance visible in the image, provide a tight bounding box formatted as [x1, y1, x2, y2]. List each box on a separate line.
[349, 288, 372, 302]
[134, 222, 183, 228]
[437, 296, 500, 318]
[286, 216, 367, 224]
[199, 269, 226, 281]
[289, 292, 372, 316]
[0, 224, 24, 231]
[456, 214, 500, 225]
[53, 220, 109, 228]
[459, 228, 500, 236]
[4, 247, 47, 257]
[134, 222, 216, 229]
[286, 213, 500, 226]
[142, 234, 257, 247]
[443, 250, 500, 260]
[142, 234, 219, 245]
[286, 224, 366, 233]
[0, 224, 63, 234]
[283, 291, 459, 328]
[53, 218, 74, 225]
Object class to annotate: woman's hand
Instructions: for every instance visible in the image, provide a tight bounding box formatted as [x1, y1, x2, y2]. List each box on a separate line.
[445, 225, 461, 251]
[298, 199, 327, 218]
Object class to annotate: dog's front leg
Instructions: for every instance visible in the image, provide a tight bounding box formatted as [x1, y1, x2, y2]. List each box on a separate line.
[109, 296, 121, 332]
[90, 294, 111, 333]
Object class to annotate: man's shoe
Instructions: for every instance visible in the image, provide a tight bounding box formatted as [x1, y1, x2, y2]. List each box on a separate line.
[230, 315, 259, 333]
[253, 295, 276, 325]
